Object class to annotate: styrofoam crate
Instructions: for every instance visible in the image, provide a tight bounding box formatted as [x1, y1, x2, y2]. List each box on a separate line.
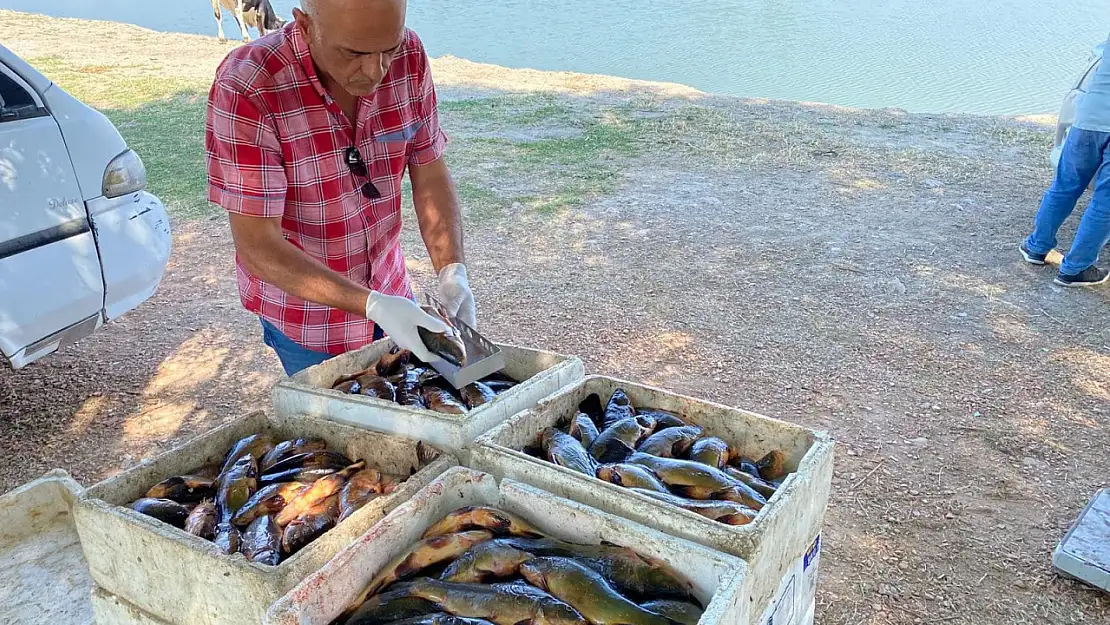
[265, 467, 751, 625]
[73, 410, 458, 625]
[92, 586, 172, 625]
[272, 338, 584, 456]
[0, 470, 93, 625]
[469, 375, 835, 623]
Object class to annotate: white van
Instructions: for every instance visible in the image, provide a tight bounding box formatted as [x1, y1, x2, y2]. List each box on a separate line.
[0, 44, 172, 369]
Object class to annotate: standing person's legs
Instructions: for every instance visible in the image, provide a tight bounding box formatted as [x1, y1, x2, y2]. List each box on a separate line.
[1057, 135, 1110, 283]
[1023, 128, 1107, 260]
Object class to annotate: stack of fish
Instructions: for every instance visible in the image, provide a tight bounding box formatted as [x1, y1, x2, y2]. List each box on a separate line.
[329, 346, 519, 415]
[522, 389, 790, 527]
[335, 506, 705, 625]
[127, 433, 406, 565]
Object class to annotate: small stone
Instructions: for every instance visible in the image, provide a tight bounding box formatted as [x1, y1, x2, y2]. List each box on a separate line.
[847, 449, 858, 456]
[945, 512, 956, 520]
[931, 404, 941, 411]
[956, 312, 968, 318]
[910, 490, 920, 496]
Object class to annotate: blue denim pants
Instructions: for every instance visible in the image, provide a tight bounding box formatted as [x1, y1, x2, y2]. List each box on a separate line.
[1024, 127, 1110, 275]
[260, 318, 384, 376]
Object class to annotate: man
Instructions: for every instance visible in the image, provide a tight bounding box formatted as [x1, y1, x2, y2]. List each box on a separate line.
[205, 0, 476, 375]
[1020, 34, 1110, 287]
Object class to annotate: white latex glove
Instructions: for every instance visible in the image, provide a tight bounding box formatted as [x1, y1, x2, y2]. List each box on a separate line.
[437, 263, 477, 329]
[365, 291, 448, 363]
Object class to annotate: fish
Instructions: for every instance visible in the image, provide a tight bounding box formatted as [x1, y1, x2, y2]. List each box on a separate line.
[641, 599, 704, 625]
[214, 521, 241, 554]
[404, 577, 586, 625]
[338, 468, 391, 522]
[714, 484, 768, 511]
[481, 380, 515, 394]
[343, 584, 439, 625]
[628, 488, 758, 525]
[376, 347, 413, 377]
[275, 460, 366, 526]
[422, 506, 543, 539]
[260, 466, 339, 485]
[421, 385, 468, 415]
[567, 413, 600, 449]
[378, 615, 496, 625]
[757, 450, 788, 481]
[217, 454, 258, 521]
[590, 416, 657, 463]
[723, 466, 778, 499]
[144, 475, 215, 504]
[417, 309, 467, 367]
[389, 369, 427, 408]
[241, 514, 282, 565]
[220, 434, 275, 475]
[281, 493, 340, 556]
[184, 463, 222, 480]
[577, 393, 604, 424]
[333, 380, 360, 394]
[596, 464, 670, 493]
[231, 482, 309, 526]
[357, 373, 397, 402]
[575, 549, 696, 601]
[520, 557, 672, 625]
[636, 426, 703, 458]
[541, 428, 599, 477]
[461, 382, 497, 409]
[731, 457, 762, 479]
[262, 450, 353, 482]
[687, 437, 731, 469]
[260, 438, 328, 471]
[129, 498, 191, 528]
[635, 409, 687, 431]
[439, 539, 536, 583]
[600, 389, 635, 430]
[184, 499, 218, 539]
[352, 531, 495, 602]
[627, 452, 736, 494]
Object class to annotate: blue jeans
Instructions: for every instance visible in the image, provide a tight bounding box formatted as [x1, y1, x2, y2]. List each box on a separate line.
[1025, 127, 1110, 275]
[260, 318, 384, 376]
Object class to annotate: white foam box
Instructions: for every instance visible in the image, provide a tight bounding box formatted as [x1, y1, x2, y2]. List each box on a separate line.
[0, 470, 93, 625]
[272, 339, 585, 458]
[755, 534, 822, 625]
[72, 410, 458, 625]
[92, 586, 173, 625]
[1052, 488, 1110, 592]
[469, 375, 835, 623]
[265, 467, 751, 625]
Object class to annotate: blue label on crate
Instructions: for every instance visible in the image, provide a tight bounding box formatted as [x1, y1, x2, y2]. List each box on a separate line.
[804, 535, 821, 571]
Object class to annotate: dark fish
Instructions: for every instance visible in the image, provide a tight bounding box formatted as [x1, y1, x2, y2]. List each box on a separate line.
[374, 615, 495, 625]
[241, 514, 282, 565]
[342, 584, 439, 625]
[417, 308, 467, 367]
[541, 427, 599, 477]
[757, 450, 789, 481]
[732, 457, 762, 479]
[520, 557, 672, 625]
[262, 450, 353, 481]
[461, 382, 497, 409]
[723, 466, 778, 499]
[376, 347, 413, 377]
[339, 468, 391, 522]
[220, 434, 275, 475]
[627, 452, 736, 495]
[333, 380, 360, 394]
[577, 393, 605, 424]
[275, 460, 366, 526]
[214, 521, 241, 554]
[687, 437, 731, 469]
[600, 388, 635, 430]
[184, 463, 222, 480]
[636, 426, 703, 458]
[217, 454, 258, 521]
[357, 373, 397, 402]
[421, 385, 468, 415]
[596, 464, 669, 493]
[635, 409, 687, 431]
[260, 466, 339, 485]
[715, 483, 769, 511]
[482, 380, 516, 394]
[281, 493, 340, 556]
[568, 413, 600, 449]
[232, 482, 309, 526]
[354, 531, 495, 600]
[405, 577, 586, 625]
[129, 498, 190, 528]
[389, 369, 427, 408]
[628, 488, 758, 525]
[144, 475, 215, 504]
[641, 599, 704, 625]
[440, 539, 536, 582]
[422, 506, 543, 539]
[184, 499, 218, 539]
[590, 416, 656, 463]
[260, 438, 328, 471]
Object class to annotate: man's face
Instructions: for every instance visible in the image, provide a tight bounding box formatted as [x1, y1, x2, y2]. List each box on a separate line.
[294, 0, 407, 97]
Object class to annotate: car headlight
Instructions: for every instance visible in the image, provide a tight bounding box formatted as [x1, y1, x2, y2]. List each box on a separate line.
[102, 149, 148, 198]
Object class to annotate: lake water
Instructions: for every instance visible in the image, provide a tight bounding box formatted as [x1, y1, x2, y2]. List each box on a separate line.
[2, 0, 1106, 115]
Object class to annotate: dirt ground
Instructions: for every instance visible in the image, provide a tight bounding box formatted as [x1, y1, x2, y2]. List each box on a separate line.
[2, 10, 1109, 625]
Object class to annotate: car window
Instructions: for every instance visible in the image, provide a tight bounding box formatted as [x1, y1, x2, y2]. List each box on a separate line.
[0, 71, 47, 123]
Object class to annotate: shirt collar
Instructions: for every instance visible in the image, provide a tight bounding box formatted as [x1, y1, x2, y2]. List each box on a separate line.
[288, 21, 330, 101]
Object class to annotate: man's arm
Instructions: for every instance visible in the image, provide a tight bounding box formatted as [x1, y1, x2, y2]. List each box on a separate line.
[227, 214, 370, 316]
[409, 156, 464, 272]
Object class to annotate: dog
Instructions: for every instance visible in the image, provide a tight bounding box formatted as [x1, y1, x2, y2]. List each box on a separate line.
[212, 0, 286, 42]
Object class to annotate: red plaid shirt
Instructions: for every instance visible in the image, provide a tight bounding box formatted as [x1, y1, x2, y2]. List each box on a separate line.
[205, 23, 446, 354]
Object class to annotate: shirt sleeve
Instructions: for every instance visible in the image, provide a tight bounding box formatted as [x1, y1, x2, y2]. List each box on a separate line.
[205, 77, 288, 217]
[407, 40, 448, 167]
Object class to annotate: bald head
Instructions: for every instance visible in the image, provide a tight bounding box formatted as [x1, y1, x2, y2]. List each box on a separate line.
[294, 0, 408, 97]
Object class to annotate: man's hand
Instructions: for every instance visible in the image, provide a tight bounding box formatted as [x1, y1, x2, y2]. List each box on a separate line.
[365, 292, 448, 363]
[438, 263, 476, 328]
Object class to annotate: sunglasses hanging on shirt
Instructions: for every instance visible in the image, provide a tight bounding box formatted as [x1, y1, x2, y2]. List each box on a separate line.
[345, 146, 382, 199]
